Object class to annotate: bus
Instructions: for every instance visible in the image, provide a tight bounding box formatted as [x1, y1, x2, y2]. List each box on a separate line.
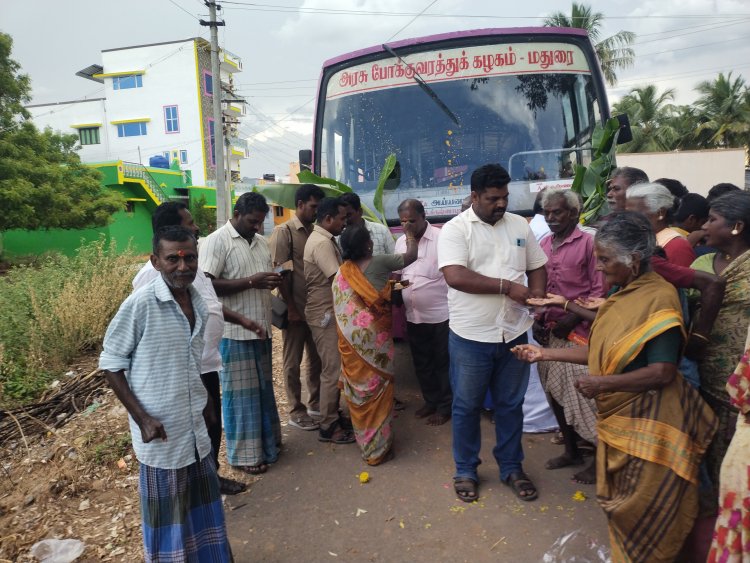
[301, 27, 612, 224]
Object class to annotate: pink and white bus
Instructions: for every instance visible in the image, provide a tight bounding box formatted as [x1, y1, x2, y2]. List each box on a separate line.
[301, 27, 611, 223]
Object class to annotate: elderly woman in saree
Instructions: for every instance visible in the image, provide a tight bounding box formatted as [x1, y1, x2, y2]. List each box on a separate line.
[690, 191, 750, 501]
[513, 211, 717, 563]
[333, 222, 417, 465]
[708, 322, 750, 563]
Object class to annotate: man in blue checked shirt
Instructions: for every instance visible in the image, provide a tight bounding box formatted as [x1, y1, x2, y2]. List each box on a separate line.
[99, 226, 232, 562]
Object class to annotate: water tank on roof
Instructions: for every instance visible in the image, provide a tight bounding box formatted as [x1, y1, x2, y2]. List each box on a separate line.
[149, 155, 169, 169]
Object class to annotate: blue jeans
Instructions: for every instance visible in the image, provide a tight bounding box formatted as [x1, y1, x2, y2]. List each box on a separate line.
[449, 330, 530, 482]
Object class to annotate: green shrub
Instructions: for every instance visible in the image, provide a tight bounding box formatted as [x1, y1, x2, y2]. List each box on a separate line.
[0, 238, 140, 407]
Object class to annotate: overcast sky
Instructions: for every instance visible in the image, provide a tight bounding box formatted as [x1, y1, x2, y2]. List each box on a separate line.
[4, 0, 749, 179]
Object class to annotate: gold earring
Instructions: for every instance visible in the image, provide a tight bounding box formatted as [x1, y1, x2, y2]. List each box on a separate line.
[732, 224, 740, 235]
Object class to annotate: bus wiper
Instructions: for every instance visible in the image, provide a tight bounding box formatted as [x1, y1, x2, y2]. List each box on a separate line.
[382, 44, 459, 125]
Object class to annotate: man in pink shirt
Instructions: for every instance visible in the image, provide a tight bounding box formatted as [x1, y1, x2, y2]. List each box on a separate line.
[534, 188, 605, 484]
[394, 199, 452, 425]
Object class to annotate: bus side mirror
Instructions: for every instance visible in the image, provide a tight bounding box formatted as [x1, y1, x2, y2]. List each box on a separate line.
[299, 149, 312, 171]
[615, 114, 632, 145]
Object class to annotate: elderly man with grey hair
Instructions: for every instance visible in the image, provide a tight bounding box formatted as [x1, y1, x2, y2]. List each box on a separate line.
[606, 166, 649, 212]
[529, 187, 606, 484]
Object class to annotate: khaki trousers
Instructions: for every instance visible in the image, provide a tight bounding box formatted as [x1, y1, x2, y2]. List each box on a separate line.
[309, 321, 343, 431]
[281, 320, 321, 417]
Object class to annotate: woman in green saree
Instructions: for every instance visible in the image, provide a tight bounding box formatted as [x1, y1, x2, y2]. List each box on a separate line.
[513, 212, 717, 562]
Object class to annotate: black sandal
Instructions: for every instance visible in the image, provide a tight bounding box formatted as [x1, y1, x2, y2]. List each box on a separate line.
[504, 471, 538, 501]
[454, 477, 478, 503]
[219, 476, 247, 495]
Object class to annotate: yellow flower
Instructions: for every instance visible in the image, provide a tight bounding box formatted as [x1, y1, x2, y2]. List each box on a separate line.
[358, 471, 370, 484]
[572, 490, 587, 501]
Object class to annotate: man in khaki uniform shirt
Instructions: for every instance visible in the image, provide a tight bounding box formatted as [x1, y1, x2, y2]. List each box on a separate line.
[269, 184, 325, 431]
[303, 197, 354, 444]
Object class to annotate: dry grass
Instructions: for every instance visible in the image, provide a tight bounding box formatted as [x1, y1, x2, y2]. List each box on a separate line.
[0, 239, 142, 407]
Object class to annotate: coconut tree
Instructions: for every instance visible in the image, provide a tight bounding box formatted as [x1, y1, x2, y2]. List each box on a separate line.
[693, 72, 750, 149]
[612, 85, 677, 152]
[544, 2, 635, 86]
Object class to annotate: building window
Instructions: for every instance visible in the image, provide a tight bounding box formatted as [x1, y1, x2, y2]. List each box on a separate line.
[116, 122, 147, 137]
[207, 118, 216, 166]
[163, 151, 170, 160]
[164, 105, 179, 133]
[79, 127, 100, 145]
[180, 150, 188, 164]
[203, 71, 213, 97]
[112, 74, 143, 90]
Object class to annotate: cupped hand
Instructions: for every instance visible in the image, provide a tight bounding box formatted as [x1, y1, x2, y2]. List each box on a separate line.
[511, 344, 545, 363]
[575, 297, 606, 310]
[527, 292, 566, 308]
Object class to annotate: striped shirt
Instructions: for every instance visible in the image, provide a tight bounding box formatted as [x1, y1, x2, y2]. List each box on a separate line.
[198, 220, 272, 341]
[99, 276, 212, 470]
[366, 220, 396, 256]
[132, 262, 224, 374]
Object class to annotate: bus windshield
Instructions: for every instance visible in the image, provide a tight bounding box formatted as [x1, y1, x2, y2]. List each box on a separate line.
[317, 38, 604, 222]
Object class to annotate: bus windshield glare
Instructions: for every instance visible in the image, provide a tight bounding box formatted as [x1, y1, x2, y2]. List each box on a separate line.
[317, 39, 603, 222]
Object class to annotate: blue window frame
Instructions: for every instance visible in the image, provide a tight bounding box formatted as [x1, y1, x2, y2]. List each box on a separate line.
[116, 122, 147, 137]
[164, 105, 179, 133]
[208, 118, 216, 166]
[112, 74, 143, 90]
[180, 150, 188, 164]
[203, 71, 213, 97]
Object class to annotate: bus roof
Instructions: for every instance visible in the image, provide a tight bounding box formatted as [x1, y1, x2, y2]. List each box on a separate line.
[322, 27, 591, 69]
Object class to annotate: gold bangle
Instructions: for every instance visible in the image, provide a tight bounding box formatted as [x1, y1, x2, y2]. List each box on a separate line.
[691, 333, 710, 343]
[563, 300, 570, 312]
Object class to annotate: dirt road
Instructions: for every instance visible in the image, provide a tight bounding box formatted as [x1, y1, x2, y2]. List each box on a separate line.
[225, 342, 608, 562]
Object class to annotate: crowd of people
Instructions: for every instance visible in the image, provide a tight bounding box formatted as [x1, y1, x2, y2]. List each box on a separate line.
[98, 163, 750, 562]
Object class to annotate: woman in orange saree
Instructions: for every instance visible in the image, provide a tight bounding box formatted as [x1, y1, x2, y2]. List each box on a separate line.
[513, 212, 717, 562]
[333, 224, 417, 465]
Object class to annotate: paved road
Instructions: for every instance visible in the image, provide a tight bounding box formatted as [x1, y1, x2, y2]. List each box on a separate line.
[225, 342, 608, 562]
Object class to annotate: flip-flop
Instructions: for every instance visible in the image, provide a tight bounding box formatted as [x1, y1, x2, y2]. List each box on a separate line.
[504, 471, 538, 502]
[454, 477, 478, 503]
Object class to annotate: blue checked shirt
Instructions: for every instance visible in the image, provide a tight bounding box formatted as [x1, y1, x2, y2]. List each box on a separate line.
[99, 275, 212, 469]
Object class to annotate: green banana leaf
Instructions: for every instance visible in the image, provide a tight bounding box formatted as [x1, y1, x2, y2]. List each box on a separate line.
[373, 153, 397, 224]
[571, 117, 622, 225]
[296, 170, 353, 194]
[253, 182, 347, 209]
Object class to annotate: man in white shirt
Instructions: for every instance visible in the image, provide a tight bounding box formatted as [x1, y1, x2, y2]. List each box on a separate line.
[133, 202, 264, 494]
[438, 164, 547, 504]
[340, 192, 395, 255]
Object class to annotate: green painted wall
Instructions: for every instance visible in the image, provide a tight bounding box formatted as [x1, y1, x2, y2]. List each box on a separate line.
[2, 162, 197, 258]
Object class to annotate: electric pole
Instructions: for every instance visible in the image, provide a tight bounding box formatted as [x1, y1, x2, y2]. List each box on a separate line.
[201, 2, 228, 225]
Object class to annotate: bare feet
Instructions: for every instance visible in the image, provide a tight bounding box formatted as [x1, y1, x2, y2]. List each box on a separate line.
[572, 461, 596, 484]
[414, 404, 436, 419]
[426, 412, 450, 426]
[545, 454, 584, 470]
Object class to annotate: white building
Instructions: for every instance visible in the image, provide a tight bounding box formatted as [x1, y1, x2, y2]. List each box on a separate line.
[27, 37, 247, 187]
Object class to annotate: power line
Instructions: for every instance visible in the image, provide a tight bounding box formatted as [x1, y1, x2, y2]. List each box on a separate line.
[236, 78, 318, 86]
[167, 0, 201, 20]
[614, 62, 750, 87]
[219, 2, 750, 19]
[385, 0, 439, 43]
